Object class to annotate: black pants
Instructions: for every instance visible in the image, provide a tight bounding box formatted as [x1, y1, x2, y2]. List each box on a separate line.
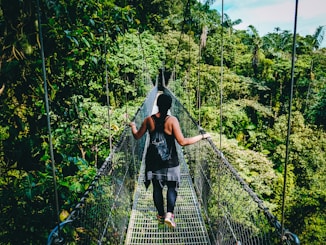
[152, 179, 178, 216]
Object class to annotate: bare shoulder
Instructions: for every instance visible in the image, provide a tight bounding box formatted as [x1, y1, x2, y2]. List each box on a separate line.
[145, 116, 153, 124]
[166, 115, 179, 127]
[146, 115, 155, 131]
[166, 115, 177, 122]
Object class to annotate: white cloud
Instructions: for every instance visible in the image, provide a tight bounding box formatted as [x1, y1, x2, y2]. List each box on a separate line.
[211, 0, 326, 44]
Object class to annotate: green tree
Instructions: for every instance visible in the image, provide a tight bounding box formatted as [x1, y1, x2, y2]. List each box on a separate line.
[246, 25, 263, 78]
[308, 86, 326, 128]
[221, 13, 242, 36]
[270, 112, 326, 244]
[1, 0, 325, 243]
[302, 25, 325, 51]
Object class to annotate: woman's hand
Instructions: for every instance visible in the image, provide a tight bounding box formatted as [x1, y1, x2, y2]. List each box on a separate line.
[202, 133, 211, 140]
[129, 122, 136, 128]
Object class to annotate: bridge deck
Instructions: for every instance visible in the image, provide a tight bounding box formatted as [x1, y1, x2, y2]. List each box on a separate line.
[125, 93, 210, 244]
[125, 149, 211, 245]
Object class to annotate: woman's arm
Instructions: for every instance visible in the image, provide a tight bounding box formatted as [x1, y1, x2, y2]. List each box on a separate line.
[129, 118, 149, 140]
[171, 117, 210, 146]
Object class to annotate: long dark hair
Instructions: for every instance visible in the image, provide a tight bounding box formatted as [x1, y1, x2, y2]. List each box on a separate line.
[157, 94, 172, 117]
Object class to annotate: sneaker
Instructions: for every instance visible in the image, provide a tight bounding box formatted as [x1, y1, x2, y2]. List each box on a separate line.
[164, 212, 176, 228]
[157, 214, 165, 225]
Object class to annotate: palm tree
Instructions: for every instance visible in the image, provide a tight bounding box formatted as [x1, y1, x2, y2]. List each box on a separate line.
[262, 29, 292, 58]
[308, 25, 325, 50]
[247, 25, 262, 78]
[221, 13, 242, 35]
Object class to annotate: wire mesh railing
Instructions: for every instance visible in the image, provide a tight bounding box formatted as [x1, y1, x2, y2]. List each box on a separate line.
[47, 87, 158, 245]
[165, 89, 300, 245]
[48, 86, 299, 245]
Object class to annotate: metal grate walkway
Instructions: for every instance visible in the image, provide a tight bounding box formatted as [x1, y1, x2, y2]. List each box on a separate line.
[125, 143, 211, 245]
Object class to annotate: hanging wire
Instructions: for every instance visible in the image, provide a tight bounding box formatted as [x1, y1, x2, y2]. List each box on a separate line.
[122, 29, 129, 125]
[36, 0, 62, 241]
[137, 31, 149, 87]
[187, 0, 192, 112]
[197, 28, 202, 127]
[121, 0, 129, 124]
[169, 0, 191, 95]
[217, 1, 224, 243]
[187, 34, 192, 112]
[100, 2, 113, 154]
[281, 0, 299, 241]
[123, 35, 128, 120]
[197, 50, 201, 126]
[219, 0, 224, 150]
[198, 26, 208, 127]
[104, 29, 112, 153]
[170, 0, 189, 96]
[170, 30, 183, 96]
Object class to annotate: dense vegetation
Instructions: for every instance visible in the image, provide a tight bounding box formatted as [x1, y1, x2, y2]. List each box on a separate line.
[0, 0, 325, 244]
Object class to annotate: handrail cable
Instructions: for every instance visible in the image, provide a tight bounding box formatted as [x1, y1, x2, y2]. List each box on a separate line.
[36, 0, 62, 241]
[281, 0, 299, 241]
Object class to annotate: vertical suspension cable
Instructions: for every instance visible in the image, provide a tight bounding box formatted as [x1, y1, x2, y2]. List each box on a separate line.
[124, 35, 128, 122]
[122, 29, 129, 124]
[172, 30, 183, 95]
[281, 0, 299, 241]
[184, 0, 192, 112]
[219, 0, 224, 150]
[121, 0, 129, 122]
[197, 33, 202, 127]
[171, 0, 188, 96]
[187, 34, 191, 112]
[138, 31, 150, 87]
[101, 3, 112, 153]
[198, 26, 208, 127]
[104, 30, 112, 153]
[36, 0, 61, 240]
[217, 1, 224, 244]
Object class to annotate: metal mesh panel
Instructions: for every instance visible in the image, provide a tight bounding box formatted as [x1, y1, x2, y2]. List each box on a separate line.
[48, 87, 299, 245]
[47, 87, 158, 245]
[166, 89, 299, 245]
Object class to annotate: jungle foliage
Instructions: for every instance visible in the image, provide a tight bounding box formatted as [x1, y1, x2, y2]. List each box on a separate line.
[0, 0, 325, 244]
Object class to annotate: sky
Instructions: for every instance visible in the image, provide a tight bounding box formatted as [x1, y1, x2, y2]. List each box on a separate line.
[210, 0, 326, 47]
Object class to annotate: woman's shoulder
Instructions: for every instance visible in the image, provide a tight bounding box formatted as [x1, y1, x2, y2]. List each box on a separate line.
[146, 114, 157, 120]
[144, 115, 154, 124]
[167, 115, 177, 120]
[166, 115, 179, 125]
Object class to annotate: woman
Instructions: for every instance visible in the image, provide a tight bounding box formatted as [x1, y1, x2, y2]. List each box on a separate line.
[129, 93, 210, 228]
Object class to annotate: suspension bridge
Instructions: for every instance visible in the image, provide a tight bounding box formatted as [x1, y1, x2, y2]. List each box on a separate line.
[47, 84, 300, 245]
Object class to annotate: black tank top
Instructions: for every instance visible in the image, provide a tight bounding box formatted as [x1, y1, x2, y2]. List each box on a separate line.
[150, 115, 179, 168]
